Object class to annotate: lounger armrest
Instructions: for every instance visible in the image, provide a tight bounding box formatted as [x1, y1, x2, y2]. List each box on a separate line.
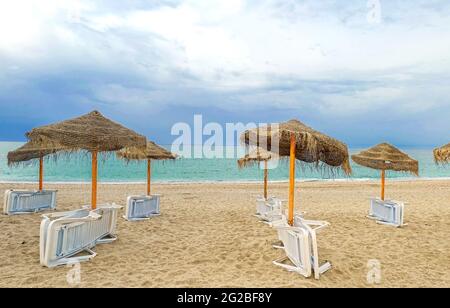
[390, 200, 406, 205]
[18, 194, 34, 197]
[106, 203, 124, 209]
[298, 219, 329, 231]
[301, 219, 329, 227]
[42, 210, 85, 219]
[42, 209, 102, 222]
[55, 213, 102, 224]
[268, 220, 284, 228]
[310, 224, 328, 232]
[273, 225, 304, 233]
[88, 212, 102, 220]
[82, 203, 123, 210]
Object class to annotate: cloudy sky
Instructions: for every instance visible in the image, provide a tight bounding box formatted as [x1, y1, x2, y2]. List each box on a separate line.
[0, 0, 449, 146]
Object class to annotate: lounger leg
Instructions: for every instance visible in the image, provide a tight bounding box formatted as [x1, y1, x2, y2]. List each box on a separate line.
[368, 215, 407, 227]
[254, 213, 272, 224]
[273, 256, 311, 278]
[272, 240, 284, 249]
[366, 215, 379, 221]
[96, 234, 118, 244]
[47, 248, 97, 268]
[123, 212, 160, 221]
[376, 220, 407, 228]
[123, 215, 151, 221]
[318, 262, 332, 275]
[7, 207, 54, 215]
[308, 228, 332, 279]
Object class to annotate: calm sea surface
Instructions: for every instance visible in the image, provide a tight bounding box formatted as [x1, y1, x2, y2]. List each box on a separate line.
[0, 142, 449, 183]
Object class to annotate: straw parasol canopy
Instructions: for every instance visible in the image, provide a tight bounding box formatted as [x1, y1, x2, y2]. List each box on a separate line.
[241, 119, 352, 175]
[237, 147, 277, 169]
[7, 139, 69, 191]
[242, 119, 351, 226]
[25, 110, 147, 209]
[238, 147, 278, 200]
[351, 143, 419, 175]
[117, 140, 176, 161]
[434, 143, 450, 164]
[7, 140, 65, 166]
[117, 140, 176, 196]
[26, 110, 147, 152]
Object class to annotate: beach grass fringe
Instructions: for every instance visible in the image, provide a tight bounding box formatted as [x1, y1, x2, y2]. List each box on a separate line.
[8, 150, 120, 168]
[238, 155, 350, 178]
[240, 119, 352, 176]
[7, 140, 70, 167]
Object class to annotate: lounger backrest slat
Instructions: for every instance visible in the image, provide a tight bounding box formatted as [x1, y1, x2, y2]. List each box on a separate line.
[285, 229, 311, 269]
[370, 199, 404, 226]
[4, 190, 57, 214]
[125, 195, 160, 220]
[40, 205, 121, 267]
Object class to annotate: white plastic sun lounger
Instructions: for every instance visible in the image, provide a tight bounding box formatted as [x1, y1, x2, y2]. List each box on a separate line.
[40, 204, 122, 268]
[255, 197, 284, 222]
[368, 198, 405, 227]
[271, 216, 331, 279]
[271, 209, 305, 248]
[123, 194, 161, 221]
[3, 189, 57, 215]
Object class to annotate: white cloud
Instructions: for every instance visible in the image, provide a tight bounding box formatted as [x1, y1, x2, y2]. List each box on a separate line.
[0, 0, 450, 117]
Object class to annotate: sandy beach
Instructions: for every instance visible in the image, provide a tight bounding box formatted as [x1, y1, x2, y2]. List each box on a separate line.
[1, 180, 450, 288]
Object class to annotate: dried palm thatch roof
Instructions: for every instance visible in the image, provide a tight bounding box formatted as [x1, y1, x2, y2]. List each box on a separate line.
[352, 143, 419, 175]
[238, 147, 278, 169]
[241, 119, 352, 175]
[7, 140, 67, 166]
[434, 143, 450, 164]
[117, 140, 176, 161]
[8, 142, 58, 166]
[26, 110, 147, 152]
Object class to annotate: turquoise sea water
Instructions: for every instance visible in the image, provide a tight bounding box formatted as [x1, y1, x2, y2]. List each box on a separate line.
[0, 142, 449, 183]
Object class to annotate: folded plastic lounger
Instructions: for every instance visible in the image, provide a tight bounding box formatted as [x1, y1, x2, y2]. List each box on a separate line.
[255, 196, 285, 222]
[368, 198, 405, 227]
[123, 194, 161, 221]
[40, 204, 122, 268]
[3, 189, 57, 215]
[270, 209, 305, 248]
[272, 215, 331, 279]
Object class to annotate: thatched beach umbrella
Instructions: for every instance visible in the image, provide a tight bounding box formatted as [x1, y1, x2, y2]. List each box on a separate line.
[242, 119, 352, 226]
[352, 143, 419, 200]
[117, 140, 176, 195]
[238, 147, 278, 200]
[26, 110, 147, 209]
[7, 140, 66, 191]
[434, 143, 450, 165]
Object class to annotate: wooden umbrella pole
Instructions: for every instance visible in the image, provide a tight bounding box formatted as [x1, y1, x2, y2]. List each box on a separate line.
[381, 169, 386, 201]
[147, 159, 151, 196]
[264, 160, 268, 200]
[39, 157, 43, 191]
[91, 151, 98, 210]
[288, 134, 296, 226]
